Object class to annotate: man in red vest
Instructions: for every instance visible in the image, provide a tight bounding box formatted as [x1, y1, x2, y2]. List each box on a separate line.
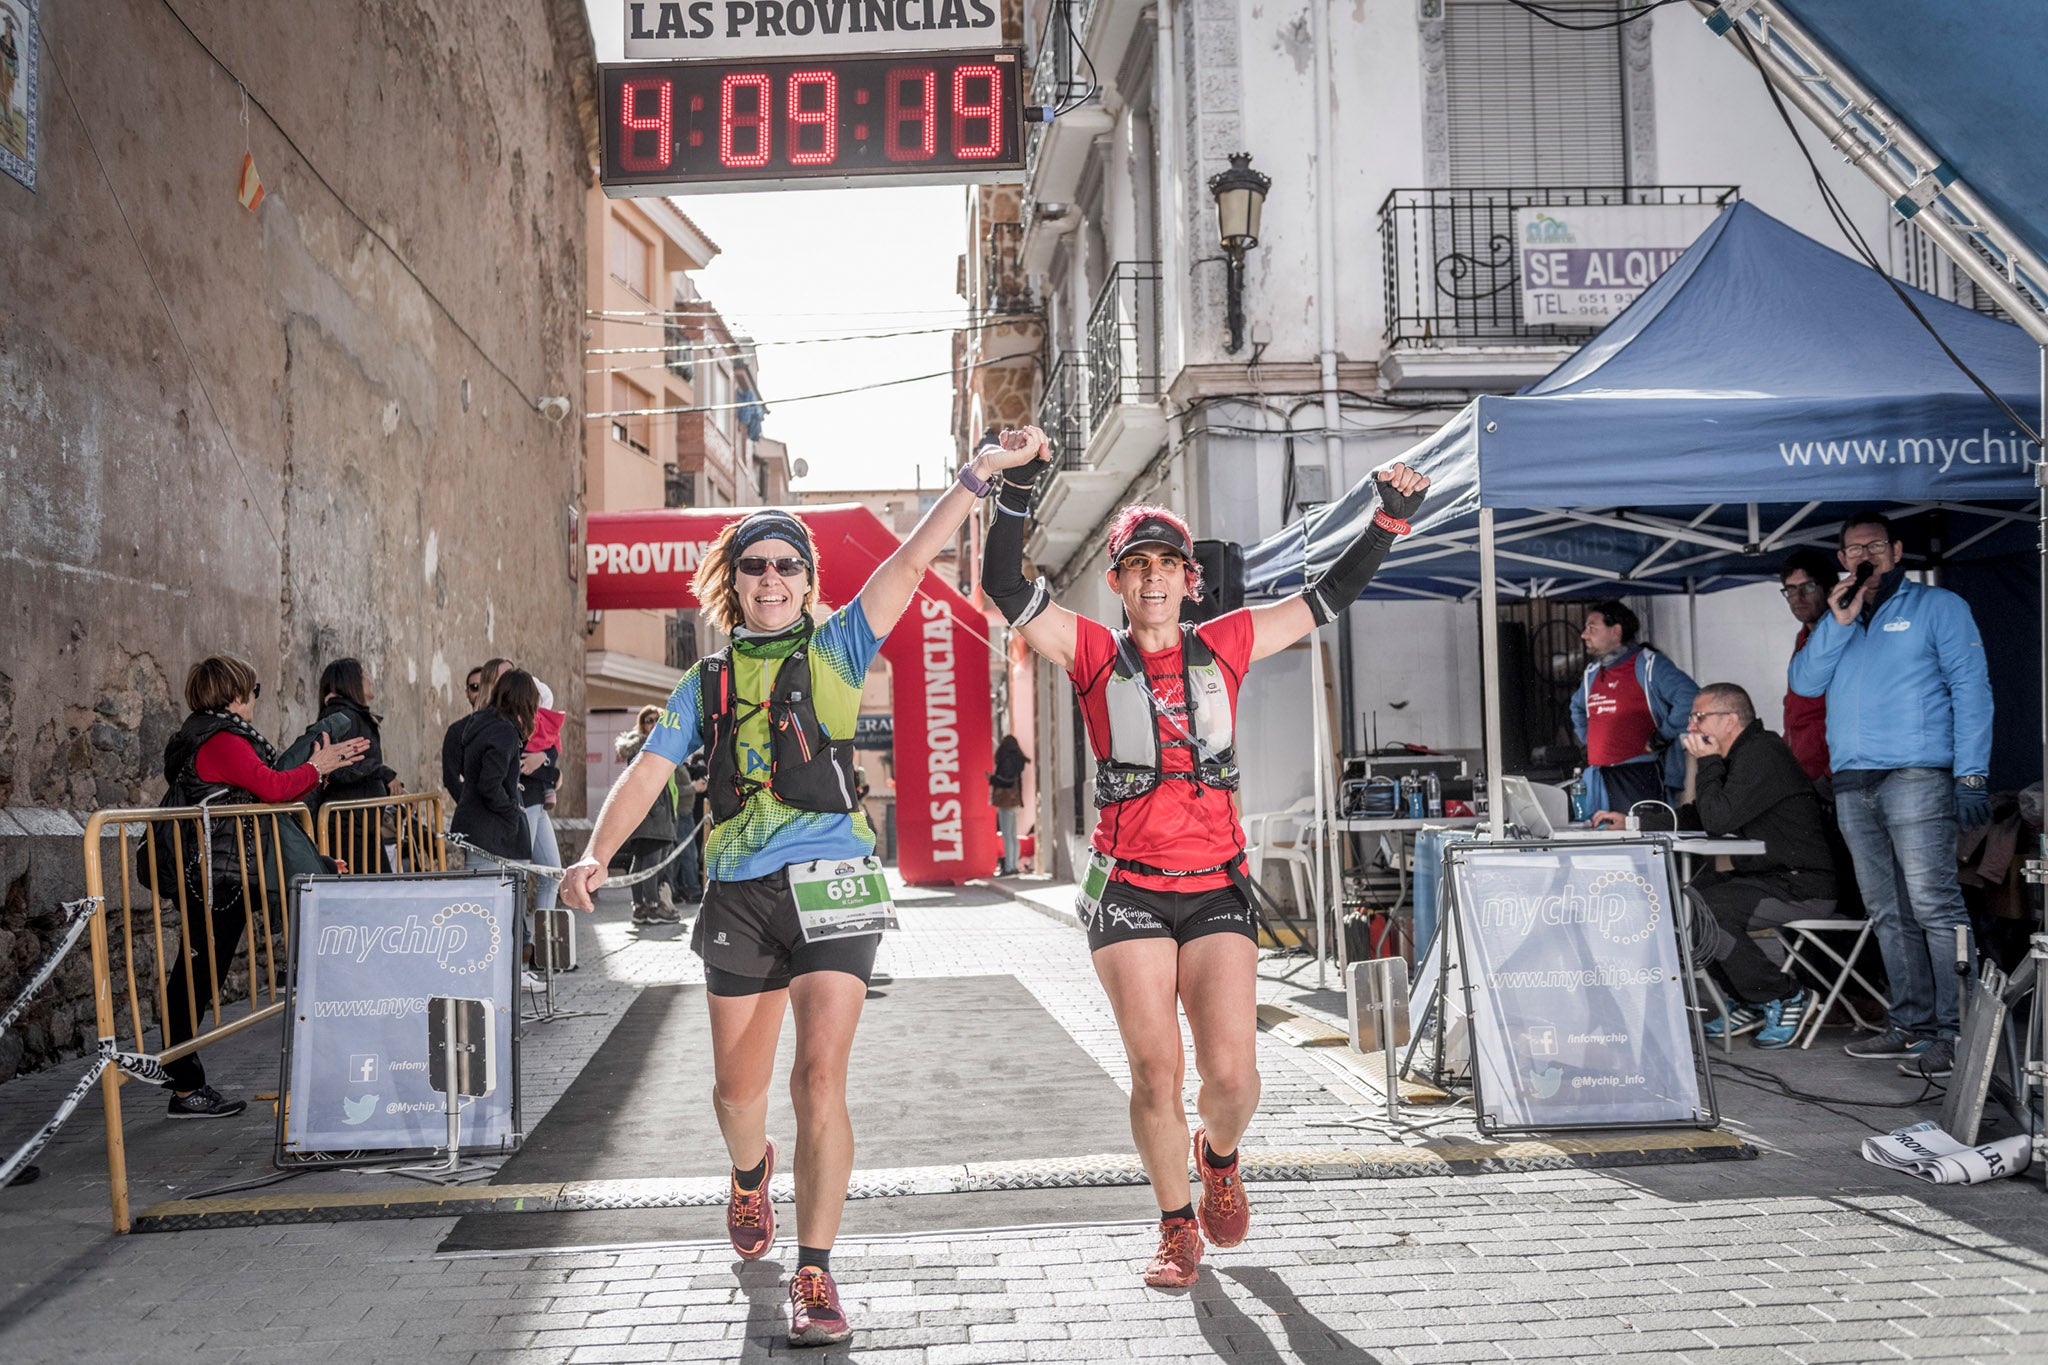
[1570, 601, 1698, 817]
[1777, 549, 1836, 783]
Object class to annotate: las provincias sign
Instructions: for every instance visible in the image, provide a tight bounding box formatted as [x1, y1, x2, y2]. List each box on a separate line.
[625, 0, 1000, 60]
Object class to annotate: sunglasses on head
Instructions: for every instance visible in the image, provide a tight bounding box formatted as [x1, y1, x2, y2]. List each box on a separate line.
[736, 556, 809, 578]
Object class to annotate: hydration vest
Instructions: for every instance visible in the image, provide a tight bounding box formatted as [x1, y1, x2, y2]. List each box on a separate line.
[1094, 626, 1239, 807]
[699, 623, 861, 825]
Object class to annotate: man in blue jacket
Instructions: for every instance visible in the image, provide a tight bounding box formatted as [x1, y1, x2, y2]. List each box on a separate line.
[1570, 601, 1698, 817]
[1789, 511, 1993, 1081]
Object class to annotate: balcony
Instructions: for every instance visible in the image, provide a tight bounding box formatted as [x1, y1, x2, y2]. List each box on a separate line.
[1377, 185, 1738, 390]
[1036, 352, 1090, 471]
[665, 617, 699, 673]
[1028, 262, 1168, 568]
[1020, 0, 1111, 271]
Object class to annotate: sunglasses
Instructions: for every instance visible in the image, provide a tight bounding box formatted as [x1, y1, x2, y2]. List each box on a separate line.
[465, 679, 481, 694]
[252, 682, 263, 700]
[1117, 552, 1185, 574]
[736, 556, 809, 578]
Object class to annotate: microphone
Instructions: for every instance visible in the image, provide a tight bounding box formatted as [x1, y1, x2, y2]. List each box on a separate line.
[1852, 561, 1875, 588]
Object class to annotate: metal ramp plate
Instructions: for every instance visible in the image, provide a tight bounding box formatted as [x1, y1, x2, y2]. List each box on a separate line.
[1257, 1003, 1350, 1047]
[130, 1131, 1754, 1231]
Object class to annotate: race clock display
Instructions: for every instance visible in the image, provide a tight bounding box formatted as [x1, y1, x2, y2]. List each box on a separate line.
[600, 49, 1025, 194]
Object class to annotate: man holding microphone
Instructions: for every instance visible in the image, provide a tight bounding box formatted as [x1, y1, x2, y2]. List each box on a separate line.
[1788, 511, 1993, 1080]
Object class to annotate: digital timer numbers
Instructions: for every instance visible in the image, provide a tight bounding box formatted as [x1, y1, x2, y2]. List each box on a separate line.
[601, 51, 1024, 190]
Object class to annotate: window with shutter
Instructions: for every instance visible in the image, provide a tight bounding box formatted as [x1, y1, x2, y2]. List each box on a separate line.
[610, 217, 652, 298]
[610, 374, 651, 454]
[1443, 0, 1627, 188]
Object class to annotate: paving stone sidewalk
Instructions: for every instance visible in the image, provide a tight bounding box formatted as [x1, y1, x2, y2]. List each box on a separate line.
[1, 877, 2046, 1364]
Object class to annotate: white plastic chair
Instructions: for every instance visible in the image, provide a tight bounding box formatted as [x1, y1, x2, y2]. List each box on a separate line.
[1244, 796, 1318, 915]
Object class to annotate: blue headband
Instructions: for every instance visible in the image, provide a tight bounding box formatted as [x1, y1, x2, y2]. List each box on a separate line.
[731, 510, 814, 565]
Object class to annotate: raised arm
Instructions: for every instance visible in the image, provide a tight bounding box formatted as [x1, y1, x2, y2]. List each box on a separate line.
[1247, 464, 1428, 662]
[979, 446, 1083, 671]
[859, 428, 1049, 637]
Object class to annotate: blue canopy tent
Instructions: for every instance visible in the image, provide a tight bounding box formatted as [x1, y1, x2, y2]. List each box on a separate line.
[1246, 202, 2041, 604]
[1242, 201, 2043, 877]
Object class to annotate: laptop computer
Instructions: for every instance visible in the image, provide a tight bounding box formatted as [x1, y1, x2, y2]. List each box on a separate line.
[1500, 775, 1555, 839]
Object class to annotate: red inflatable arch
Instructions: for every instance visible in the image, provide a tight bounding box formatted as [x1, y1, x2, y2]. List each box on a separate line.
[585, 504, 997, 886]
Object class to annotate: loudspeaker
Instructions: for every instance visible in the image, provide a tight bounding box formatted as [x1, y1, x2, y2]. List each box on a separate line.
[1182, 539, 1245, 624]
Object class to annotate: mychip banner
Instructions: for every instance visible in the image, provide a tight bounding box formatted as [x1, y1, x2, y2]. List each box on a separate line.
[281, 873, 522, 1158]
[1448, 840, 1713, 1133]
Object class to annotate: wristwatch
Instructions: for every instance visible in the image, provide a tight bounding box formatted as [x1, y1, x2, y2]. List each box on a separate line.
[1958, 774, 1987, 789]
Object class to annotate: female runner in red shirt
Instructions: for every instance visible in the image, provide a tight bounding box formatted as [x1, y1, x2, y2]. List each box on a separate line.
[982, 431, 1427, 1287]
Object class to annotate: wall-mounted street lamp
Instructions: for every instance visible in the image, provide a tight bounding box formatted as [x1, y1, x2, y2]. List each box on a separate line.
[1207, 152, 1271, 354]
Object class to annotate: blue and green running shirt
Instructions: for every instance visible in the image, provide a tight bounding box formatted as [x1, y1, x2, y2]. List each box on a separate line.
[644, 602, 884, 884]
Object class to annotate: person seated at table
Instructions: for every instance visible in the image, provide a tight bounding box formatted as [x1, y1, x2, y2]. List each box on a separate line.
[1594, 682, 1838, 1048]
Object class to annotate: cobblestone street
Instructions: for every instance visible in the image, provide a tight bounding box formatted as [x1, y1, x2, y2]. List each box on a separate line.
[3, 879, 2047, 1364]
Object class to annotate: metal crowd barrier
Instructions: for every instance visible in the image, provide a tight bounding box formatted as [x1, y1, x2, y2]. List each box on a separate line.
[82, 802, 313, 1232]
[316, 792, 447, 874]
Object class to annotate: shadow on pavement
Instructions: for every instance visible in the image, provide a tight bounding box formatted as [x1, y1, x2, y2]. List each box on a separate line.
[1196, 1265, 1382, 1364]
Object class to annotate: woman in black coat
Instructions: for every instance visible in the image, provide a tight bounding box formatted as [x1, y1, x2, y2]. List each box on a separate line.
[314, 658, 399, 807]
[449, 669, 538, 861]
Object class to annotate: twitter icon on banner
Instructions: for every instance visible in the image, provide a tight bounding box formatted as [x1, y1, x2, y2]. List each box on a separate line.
[342, 1093, 378, 1126]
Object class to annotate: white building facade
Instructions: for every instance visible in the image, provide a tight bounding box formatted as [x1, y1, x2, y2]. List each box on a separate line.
[963, 0, 1972, 880]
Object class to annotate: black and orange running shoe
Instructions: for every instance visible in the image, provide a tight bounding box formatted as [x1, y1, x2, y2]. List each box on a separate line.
[1192, 1125, 1249, 1248]
[1143, 1215, 1205, 1288]
[726, 1139, 777, 1261]
[788, 1265, 853, 1346]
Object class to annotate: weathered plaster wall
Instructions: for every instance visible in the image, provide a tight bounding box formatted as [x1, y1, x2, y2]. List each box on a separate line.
[0, 0, 598, 1080]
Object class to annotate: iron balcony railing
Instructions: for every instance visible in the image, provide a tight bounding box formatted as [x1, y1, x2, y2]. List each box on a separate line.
[666, 616, 699, 672]
[1024, 0, 1094, 189]
[1086, 260, 1163, 433]
[983, 220, 1033, 316]
[1037, 352, 1091, 470]
[1378, 185, 1739, 348]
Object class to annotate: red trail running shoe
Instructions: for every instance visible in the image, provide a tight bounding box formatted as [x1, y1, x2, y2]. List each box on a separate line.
[726, 1139, 776, 1260]
[788, 1265, 853, 1346]
[1143, 1215, 1205, 1288]
[1192, 1125, 1250, 1248]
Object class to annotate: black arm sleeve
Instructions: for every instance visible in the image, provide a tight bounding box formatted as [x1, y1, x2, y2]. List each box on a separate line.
[980, 456, 1052, 627]
[1303, 524, 1398, 625]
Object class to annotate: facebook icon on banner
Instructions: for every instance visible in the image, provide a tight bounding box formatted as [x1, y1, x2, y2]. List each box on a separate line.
[348, 1054, 379, 1085]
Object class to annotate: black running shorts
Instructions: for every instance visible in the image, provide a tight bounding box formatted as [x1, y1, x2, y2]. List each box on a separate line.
[692, 868, 881, 996]
[1084, 879, 1257, 953]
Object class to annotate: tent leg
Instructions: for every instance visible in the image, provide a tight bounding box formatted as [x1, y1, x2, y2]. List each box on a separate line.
[1687, 577, 1701, 677]
[1480, 509, 1505, 839]
[1308, 627, 1328, 988]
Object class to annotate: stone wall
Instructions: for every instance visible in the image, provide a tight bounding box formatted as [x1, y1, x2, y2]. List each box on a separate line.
[0, 0, 600, 1085]
[1, 0, 598, 812]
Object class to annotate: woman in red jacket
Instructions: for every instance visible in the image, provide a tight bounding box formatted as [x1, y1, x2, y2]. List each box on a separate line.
[158, 654, 366, 1118]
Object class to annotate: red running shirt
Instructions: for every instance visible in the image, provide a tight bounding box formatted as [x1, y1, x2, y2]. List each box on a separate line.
[1584, 658, 1658, 767]
[1070, 611, 1254, 892]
